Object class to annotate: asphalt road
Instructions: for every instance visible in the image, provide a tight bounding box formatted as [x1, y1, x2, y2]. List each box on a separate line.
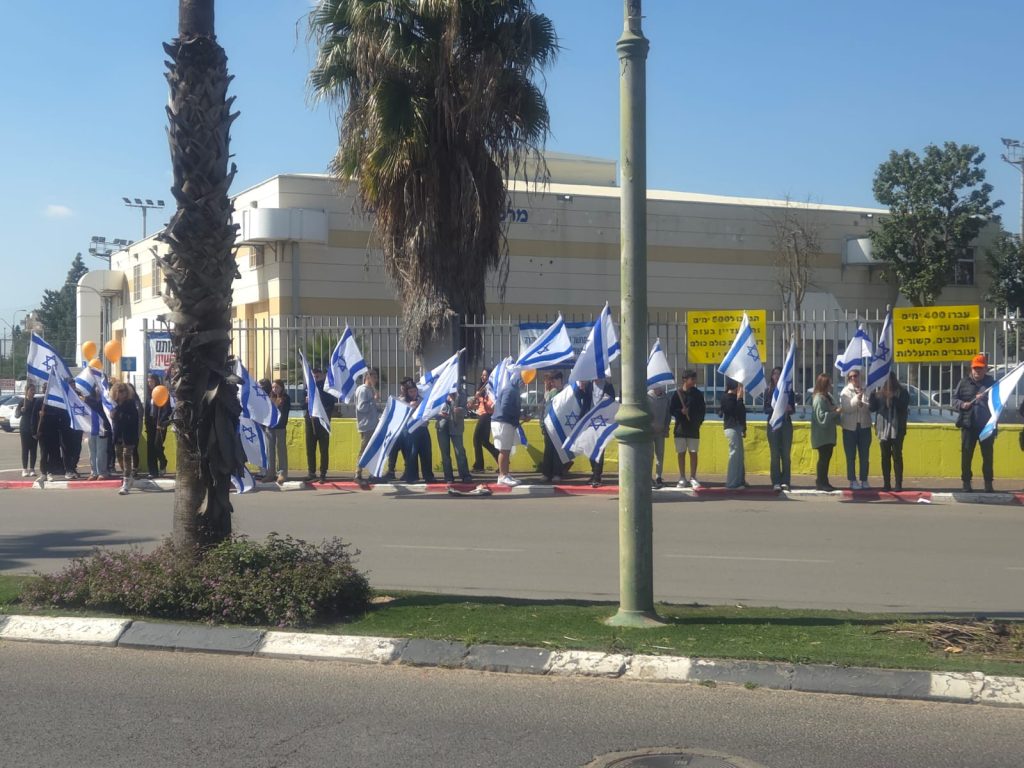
[2, 642, 1022, 768]
[3, 479, 1024, 613]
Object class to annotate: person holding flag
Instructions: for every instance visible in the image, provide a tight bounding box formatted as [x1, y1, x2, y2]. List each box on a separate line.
[868, 371, 909, 491]
[953, 354, 996, 492]
[300, 354, 336, 483]
[353, 368, 379, 483]
[492, 370, 525, 487]
[720, 378, 748, 489]
[82, 384, 111, 480]
[716, 313, 766, 399]
[325, 326, 367, 405]
[647, 339, 674, 488]
[764, 347, 796, 492]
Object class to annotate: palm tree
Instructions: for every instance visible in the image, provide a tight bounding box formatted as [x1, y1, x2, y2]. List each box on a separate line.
[158, 0, 245, 548]
[308, 0, 558, 356]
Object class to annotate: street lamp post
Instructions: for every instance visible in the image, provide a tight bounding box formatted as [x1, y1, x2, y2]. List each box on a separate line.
[122, 197, 165, 239]
[1000, 138, 1024, 238]
[88, 236, 132, 268]
[608, 0, 661, 627]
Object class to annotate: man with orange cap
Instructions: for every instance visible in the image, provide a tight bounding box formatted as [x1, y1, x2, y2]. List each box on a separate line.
[952, 354, 995, 492]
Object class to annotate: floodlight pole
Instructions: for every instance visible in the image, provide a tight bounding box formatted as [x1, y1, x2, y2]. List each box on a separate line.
[123, 198, 166, 238]
[608, 0, 661, 627]
[1000, 138, 1024, 238]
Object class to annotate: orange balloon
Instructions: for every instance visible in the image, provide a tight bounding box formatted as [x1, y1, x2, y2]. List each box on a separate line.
[82, 340, 97, 360]
[88, 357, 103, 370]
[104, 339, 122, 364]
[520, 369, 537, 385]
[152, 385, 170, 407]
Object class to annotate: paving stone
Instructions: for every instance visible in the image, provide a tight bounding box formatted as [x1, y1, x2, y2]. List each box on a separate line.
[623, 654, 693, 682]
[977, 675, 1024, 707]
[396, 638, 468, 668]
[258, 632, 404, 663]
[689, 658, 794, 689]
[793, 664, 932, 699]
[464, 644, 551, 674]
[928, 671, 985, 702]
[544, 650, 627, 677]
[0, 615, 130, 646]
[118, 621, 263, 654]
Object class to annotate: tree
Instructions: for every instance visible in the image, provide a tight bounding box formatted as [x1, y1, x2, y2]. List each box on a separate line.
[765, 197, 820, 338]
[34, 253, 89, 358]
[985, 230, 1024, 313]
[157, 0, 245, 549]
[307, 0, 558, 356]
[870, 142, 1002, 306]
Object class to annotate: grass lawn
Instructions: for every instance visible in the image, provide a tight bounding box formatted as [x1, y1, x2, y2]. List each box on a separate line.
[3, 576, 1022, 677]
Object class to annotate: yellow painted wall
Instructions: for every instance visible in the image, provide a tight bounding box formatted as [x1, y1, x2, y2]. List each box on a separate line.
[150, 420, 1023, 481]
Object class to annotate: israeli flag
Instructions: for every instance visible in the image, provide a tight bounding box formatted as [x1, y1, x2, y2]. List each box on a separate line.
[514, 315, 574, 370]
[54, 371, 104, 435]
[543, 382, 581, 464]
[74, 365, 104, 397]
[28, 333, 73, 398]
[98, 377, 116, 429]
[568, 303, 620, 384]
[717, 312, 766, 398]
[769, 339, 797, 431]
[835, 323, 873, 375]
[979, 362, 1024, 441]
[234, 359, 280, 428]
[409, 350, 463, 432]
[230, 466, 257, 494]
[487, 355, 516, 401]
[646, 338, 674, 388]
[325, 326, 367, 404]
[238, 415, 269, 469]
[358, 396, 413, 477]
[866, 313, 893, 394]
[563, 397, 620, 462]
[299, 350, 332, 432]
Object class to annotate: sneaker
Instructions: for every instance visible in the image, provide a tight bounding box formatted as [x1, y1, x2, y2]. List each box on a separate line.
[276, 474, 286, 484]
[21, 470, 29, 478]
[497, 475, 520, 487]
[118, 482, 129, 496]
[654, 476, 664, 488]
[850, 480, 861, 490]
[860, 480, 870, 490]
[780, 483, 790, 491]
[689, 478, 702, 490]
[551, 475, 562, 483]
[28, 470, 36, 477]
[88, 474, 98, 481]
[65, 473, 75, 480]
[47, 474, 56, 482]
[318, 474, 327, 483]
[962, 482, 973, 492]
[676, 478, 690, 488]
[590, 479, 601, 488]
[772, 484, 782, 492]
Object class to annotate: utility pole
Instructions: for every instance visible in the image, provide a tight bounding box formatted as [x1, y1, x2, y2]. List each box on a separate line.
[608, 0, 660, 627]
[1001, 138, 1024, 238]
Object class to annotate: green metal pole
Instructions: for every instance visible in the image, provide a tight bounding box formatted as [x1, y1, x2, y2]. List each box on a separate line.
[607, 0, 660, 627]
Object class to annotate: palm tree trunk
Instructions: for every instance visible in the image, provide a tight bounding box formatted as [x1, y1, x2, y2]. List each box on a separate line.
[159, 0, 243, 549]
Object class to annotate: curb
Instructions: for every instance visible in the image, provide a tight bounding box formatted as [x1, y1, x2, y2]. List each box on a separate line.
[2, 477, 1022, 504]
[2, 614, 1022, 708]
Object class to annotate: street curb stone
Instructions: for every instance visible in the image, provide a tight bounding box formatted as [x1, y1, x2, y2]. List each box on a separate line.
[117, 621, 264, 654]
[464, 644, 551, 674]
[624, 654, 693, 682]
[0, 615, 130, 646]
[792, 663, 933, 699]
[544, 650, 627, 677]
[257, 632, 404, 663]
[689, 658, 795, 690]
[928, 671, 985, 703]
[397, 638, 469, 668]
[977, 675, 1024, 707]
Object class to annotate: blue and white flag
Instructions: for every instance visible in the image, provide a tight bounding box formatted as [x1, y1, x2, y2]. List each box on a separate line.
[487, 355, 515, 401]
[513, 314, 574, 370]
[543, 383, 581, 464]
[230, 466, 257, 494]
[835, 323, 873, 375]
[235, 359, 280, 428]
[563, 397, 620, 462]
[99, 377, 116, 428]
[979, 363, 1024, 441]
[358, 396, 413, 477]
[769, 339, 797, 431]
[409, 350, 463, 432]
[716, 312, 766, 398]
[28, 333, 73, 389]
[238, 415, 269, 470]
[299, 350, 331, 432]
[568, 303, 620, 384]
[646, 338, 674, 388]
[54, 370, 104, 435]
[325, 326, 367, 404]
[74, 365, 104, 397]
[866, 313, 893, 395]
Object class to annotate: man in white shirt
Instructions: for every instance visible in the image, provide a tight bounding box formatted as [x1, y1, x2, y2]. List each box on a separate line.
[354, 368, 379, 481]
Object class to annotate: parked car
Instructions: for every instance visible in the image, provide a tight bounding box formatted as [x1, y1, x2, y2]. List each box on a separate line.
[0, 394, 42, 432]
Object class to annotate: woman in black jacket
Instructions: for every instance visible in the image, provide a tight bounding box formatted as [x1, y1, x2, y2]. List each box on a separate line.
[720, 378, 747, 490]
[15, 383, 41, 477]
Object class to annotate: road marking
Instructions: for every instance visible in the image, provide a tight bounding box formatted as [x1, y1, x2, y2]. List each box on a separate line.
[383, 544, 525, 553]
[664, 554, 832, 564]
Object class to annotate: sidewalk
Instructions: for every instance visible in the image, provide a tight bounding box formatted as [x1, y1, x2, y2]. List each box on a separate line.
[1, 613, 1022, 709]
[3, 471, 1022, 505]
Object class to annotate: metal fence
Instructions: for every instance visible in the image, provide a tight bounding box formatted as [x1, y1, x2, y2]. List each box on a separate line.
[228, 307, 1022, 421]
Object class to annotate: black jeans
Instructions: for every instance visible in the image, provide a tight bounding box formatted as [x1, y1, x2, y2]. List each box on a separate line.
[539, 424, 563, 480]
[305, 419, 330, 477]
[472, 415, 499, 470]
[20, 431, 37, 471]
[147, 427, 167, 475]
[879, 436, 904, 489]
[960, 429, 994, 486]
[39, 429, 64, 477]
[815, 443, 834, 488]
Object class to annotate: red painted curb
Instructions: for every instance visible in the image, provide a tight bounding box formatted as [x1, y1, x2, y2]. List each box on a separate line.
[840, 490, 933, 503]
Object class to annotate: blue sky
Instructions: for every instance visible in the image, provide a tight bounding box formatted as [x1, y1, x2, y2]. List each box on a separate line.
[2, 0, 1022, 330]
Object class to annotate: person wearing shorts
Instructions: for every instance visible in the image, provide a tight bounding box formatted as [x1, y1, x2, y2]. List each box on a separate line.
[669, 370, 705, 488]
[491, 372, 522, 487]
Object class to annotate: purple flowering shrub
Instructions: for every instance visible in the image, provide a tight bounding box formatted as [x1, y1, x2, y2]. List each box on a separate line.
[22, 534, 371, 627]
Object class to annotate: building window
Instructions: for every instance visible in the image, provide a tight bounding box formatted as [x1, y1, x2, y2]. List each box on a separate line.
[249, 245, 265, 270]
[132, 264, 141, 302]
[954, 247, 975, 286]
[151, 260, 162, 297]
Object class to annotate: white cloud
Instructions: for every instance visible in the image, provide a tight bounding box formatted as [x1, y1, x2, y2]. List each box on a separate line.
[44, 204, 73, 218]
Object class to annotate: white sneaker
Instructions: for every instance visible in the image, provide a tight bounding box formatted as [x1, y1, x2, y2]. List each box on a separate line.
[28, 470, 36, 477]
[47, 474, 56, 482]
[65, 473, 75, 480]
[850, 480, 861, 490]
[860, 480, 870, 490]
[497, 475, 520, 487]
[676, 479, 689, 488]
[772, 484, 782, 492]
[689, 478, 703, 490]
[118, 481, 129, 495]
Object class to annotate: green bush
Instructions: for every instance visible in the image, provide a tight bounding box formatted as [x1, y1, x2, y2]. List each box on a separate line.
[22, 534, 371, 627]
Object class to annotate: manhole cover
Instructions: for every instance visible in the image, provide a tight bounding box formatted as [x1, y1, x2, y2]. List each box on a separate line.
[585, 748, 768, 768]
